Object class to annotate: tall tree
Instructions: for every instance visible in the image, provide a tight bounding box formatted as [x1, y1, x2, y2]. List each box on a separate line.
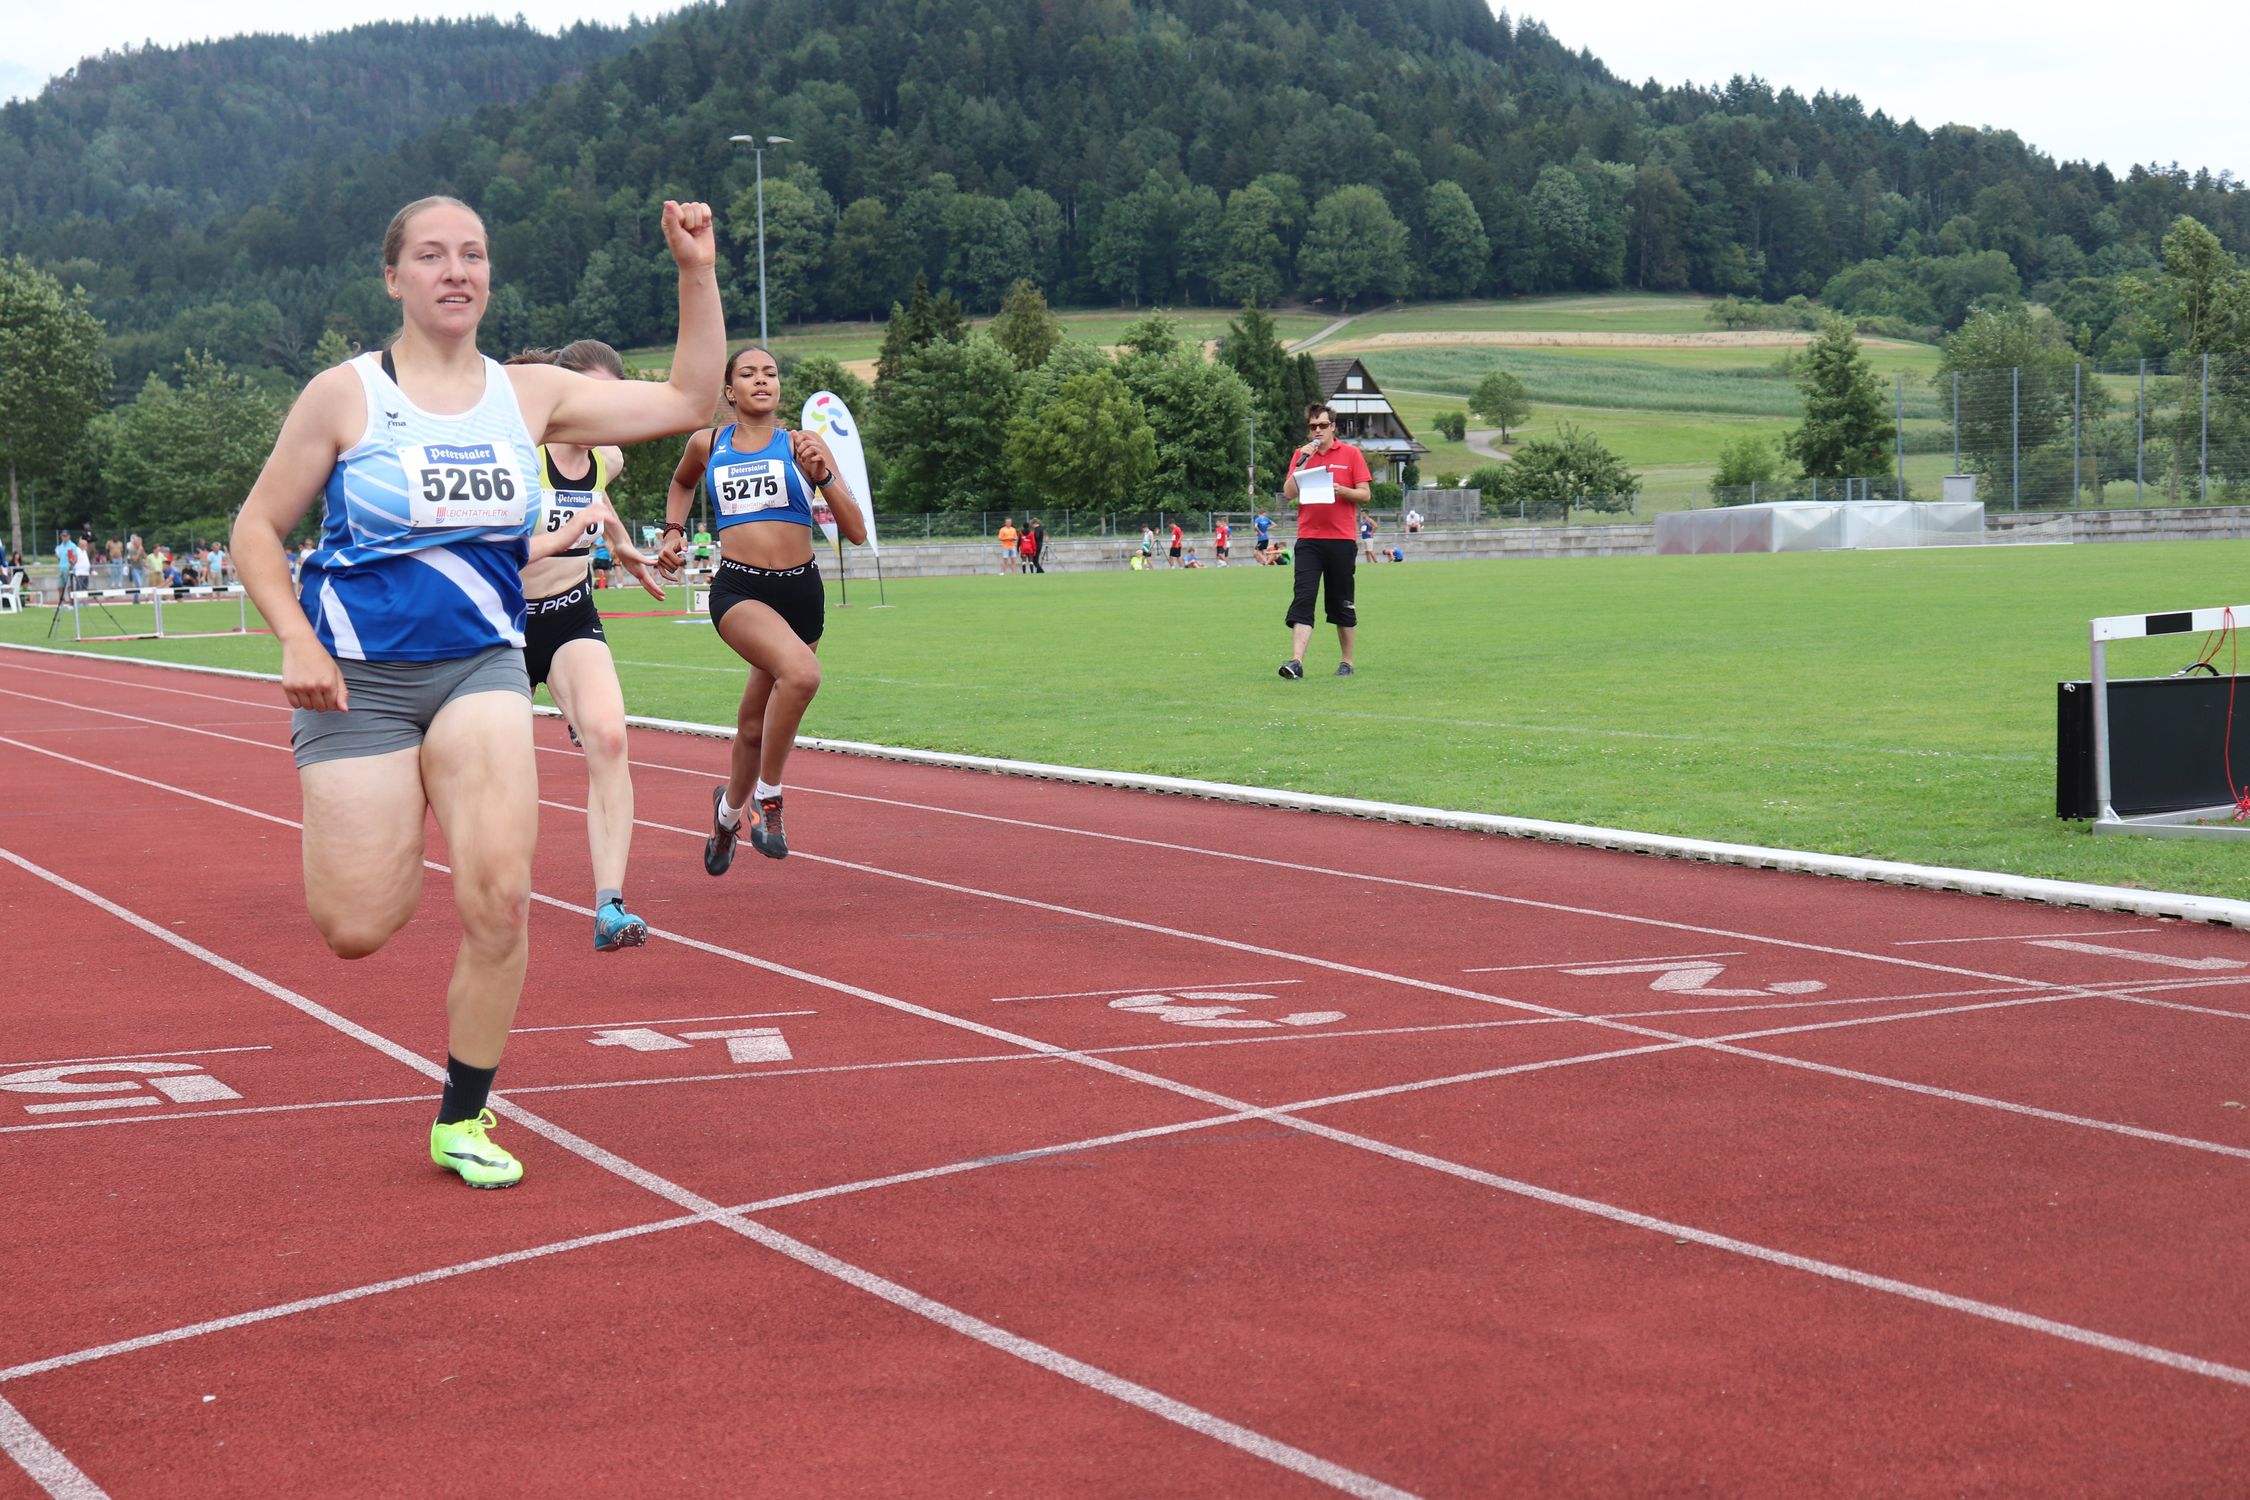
[874, 332, 1021, 513]
[943, 193, 1034, 311]
[874, 274, 967, 389]
[1116, 344, 1255, 513]
[1486, 426, 1639, 519]
[1297, 186, 1411, 311]
[1936, 304, 2099, 501]
[990, 280, 1064, 371]
[1214, 186, 1290, 308]
[1006, 370, 1156, 513]
[1422, 182, 1490, 298]
[1784, 317, 1891, 481]
[101, 352, 284, 542]
[827, 199, 918, 321]
[1469, 370, 1531, 442]
[2160, 216, 2250, 358]
[1217, 303, 1293, 481]
[727, 176, 831, 328]
[0, 258, 111, 558]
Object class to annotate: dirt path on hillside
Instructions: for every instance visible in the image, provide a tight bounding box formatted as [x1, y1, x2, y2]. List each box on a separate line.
[1329, 330, 1820, 352]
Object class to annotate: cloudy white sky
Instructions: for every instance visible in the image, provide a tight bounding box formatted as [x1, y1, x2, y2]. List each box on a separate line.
[4, 2, 2243, 180]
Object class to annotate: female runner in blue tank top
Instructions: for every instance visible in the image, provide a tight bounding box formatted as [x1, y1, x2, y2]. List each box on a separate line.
[659, 346, 866, 872]
[229, 195, 725, 1189]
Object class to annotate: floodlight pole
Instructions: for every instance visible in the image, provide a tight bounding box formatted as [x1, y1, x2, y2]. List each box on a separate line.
[728, 133, 794, 349]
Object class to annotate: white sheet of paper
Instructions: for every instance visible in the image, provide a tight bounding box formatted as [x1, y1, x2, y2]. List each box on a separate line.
[1297, 465, 1335, 505]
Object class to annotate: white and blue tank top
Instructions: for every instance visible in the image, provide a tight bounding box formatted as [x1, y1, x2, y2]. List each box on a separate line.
[703, 425, 816, 533]
[298, 352, 541, 661]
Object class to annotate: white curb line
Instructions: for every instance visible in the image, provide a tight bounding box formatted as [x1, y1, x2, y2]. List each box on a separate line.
[11, 641, 2246, 929]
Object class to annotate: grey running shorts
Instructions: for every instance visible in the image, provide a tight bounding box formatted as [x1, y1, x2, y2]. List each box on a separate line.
[291, 645, 531, 768]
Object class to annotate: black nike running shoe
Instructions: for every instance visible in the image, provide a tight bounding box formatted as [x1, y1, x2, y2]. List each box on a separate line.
[704, 786, 739, 876]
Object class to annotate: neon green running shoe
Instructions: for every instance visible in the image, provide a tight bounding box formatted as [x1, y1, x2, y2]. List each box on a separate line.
[429, 1108, 523, 1189]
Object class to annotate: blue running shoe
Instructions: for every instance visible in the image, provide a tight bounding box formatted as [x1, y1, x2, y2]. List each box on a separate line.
[593, 898, 648, 951]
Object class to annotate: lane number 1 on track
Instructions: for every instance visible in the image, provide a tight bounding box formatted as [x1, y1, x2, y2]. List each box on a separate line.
[586, 1026, 794, 1064]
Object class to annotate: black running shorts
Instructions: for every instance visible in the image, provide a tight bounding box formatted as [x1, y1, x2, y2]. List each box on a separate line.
[522, 580, 607, 689]
[709, 557, 824, 645]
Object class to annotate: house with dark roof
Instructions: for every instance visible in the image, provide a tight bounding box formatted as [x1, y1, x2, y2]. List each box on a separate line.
[1312, 357, 1428, 484]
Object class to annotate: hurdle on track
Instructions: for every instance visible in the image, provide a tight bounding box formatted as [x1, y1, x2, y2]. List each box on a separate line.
[2086, 602, 2250, 840]
[67, 586, 252, 643]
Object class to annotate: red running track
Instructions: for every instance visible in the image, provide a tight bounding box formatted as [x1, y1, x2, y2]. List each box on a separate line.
[3, 647, 2249, 1497]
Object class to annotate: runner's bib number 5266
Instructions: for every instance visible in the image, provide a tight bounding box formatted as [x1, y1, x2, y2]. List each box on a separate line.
[713, 459, 788, 517]
[402, 442, 527, 529]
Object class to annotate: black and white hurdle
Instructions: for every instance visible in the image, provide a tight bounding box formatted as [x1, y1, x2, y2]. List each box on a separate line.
[59, 585, 252, 643]
[2087, 603, 2250, 839]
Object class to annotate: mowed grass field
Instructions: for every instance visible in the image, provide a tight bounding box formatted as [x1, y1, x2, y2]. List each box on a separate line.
[16, 541, 2250, 903]
[631, 309, 1332, 374]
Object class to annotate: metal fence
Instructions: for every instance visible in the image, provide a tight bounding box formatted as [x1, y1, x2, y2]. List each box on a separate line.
[1707, 355, 2250, 511]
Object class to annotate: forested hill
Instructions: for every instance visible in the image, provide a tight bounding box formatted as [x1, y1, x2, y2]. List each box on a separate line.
[0, 17, 652, 236]
[9, 0, 2248, 391]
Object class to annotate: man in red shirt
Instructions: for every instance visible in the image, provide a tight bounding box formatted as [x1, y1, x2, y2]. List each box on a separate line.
[1168, 520, 1185, 568]
[1277, 401, 1372, 678]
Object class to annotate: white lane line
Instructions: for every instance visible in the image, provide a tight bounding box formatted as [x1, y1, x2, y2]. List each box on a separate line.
[7, 722, 2243, 1169]
[0, 1046, 271, 1072]
[1895, 928, 2165, 947]
[0, 848, 1413, 1500]
[8, 990, 2246, 1407]
[2029, 940, 2249, 971]
[992, 981, 1303, 1003]
[10, 646, 2245, 930]
[1269, 1111, 2250, 1392]
[16, 969, 2249, 1143]
[2, 1106, 1303, 1387]
[0, 1093, 433, 1135]
[0, 1213, 710, 1384]
[32, 844, 2250, 1403]
[16, 675, 2242, 1003]
[615, 743, 2246, 991]
[512, 1011, 817, 1034]
[0, 1394, 106, 1500]
[17, 691, 2250, 1385]
[1463, 952, 1743, 973]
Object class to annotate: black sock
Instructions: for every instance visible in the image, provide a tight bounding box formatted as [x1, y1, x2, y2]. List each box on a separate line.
[436, 1056, 498, 1125]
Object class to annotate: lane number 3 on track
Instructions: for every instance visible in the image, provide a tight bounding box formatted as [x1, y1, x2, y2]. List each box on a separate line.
[1107, 991, 1347, 1030]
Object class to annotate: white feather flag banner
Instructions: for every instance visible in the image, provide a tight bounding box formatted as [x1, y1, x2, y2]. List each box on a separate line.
[801, 390, 878, 556]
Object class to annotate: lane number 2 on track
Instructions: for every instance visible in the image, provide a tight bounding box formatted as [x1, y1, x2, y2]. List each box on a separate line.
[1562, 959, 1826, 998]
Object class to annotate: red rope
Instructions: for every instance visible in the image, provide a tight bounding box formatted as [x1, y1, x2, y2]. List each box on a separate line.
[2224, 608, 2250, 821]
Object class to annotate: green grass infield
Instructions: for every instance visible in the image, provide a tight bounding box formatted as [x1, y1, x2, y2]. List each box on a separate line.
[12, 541, 2250, 902]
